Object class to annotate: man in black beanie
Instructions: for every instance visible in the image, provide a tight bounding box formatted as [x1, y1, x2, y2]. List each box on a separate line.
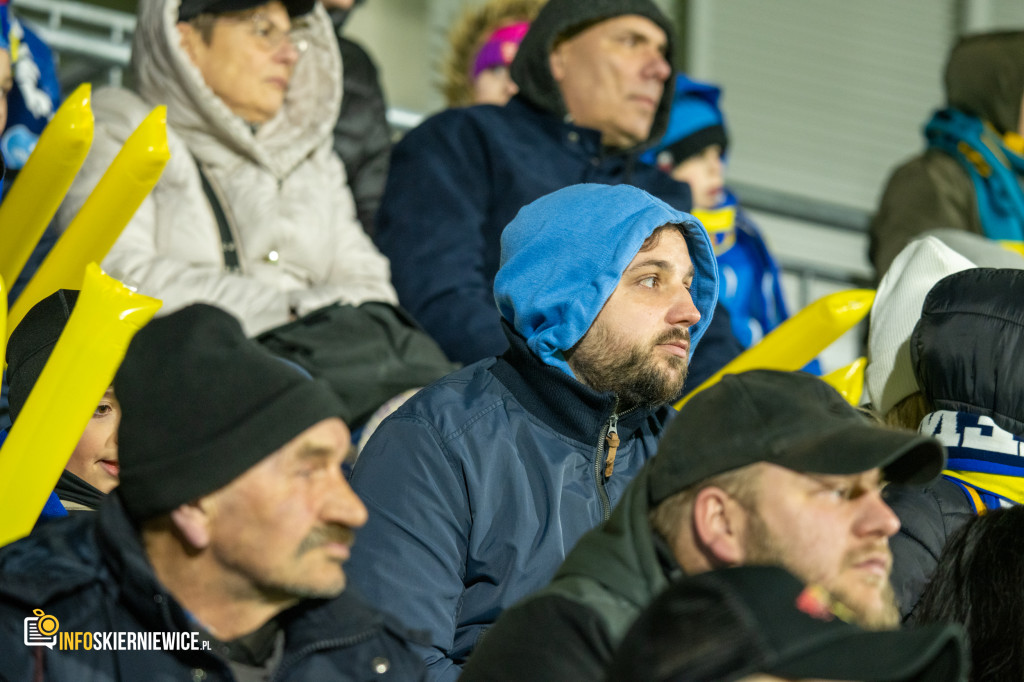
[0, 304, 425, 681]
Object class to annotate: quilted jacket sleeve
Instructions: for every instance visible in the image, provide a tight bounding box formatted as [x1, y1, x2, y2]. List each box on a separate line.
[346, 414, 472, 682]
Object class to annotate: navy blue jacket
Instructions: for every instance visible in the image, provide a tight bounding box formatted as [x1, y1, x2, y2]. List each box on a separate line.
[347, 328, 672, 680]
[375, 96, 741, 379]
[0, 494, 426, 681]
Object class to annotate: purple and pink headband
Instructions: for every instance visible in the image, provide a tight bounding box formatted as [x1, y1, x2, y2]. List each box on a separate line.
[472, 21, 530, 79]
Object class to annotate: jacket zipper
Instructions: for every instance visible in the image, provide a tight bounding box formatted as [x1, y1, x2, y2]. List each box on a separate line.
[593, 404, 620, 522]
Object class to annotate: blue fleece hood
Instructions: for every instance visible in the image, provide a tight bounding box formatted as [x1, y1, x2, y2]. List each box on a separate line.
[494, 183, 719, 377]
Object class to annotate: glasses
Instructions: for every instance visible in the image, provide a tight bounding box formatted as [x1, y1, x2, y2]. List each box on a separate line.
[222, 12, 309, 54]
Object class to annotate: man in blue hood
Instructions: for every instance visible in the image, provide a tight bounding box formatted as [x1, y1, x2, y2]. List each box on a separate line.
[347, 183, 719, 680]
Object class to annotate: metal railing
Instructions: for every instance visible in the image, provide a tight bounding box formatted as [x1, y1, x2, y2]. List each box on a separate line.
[14, 0, 135, 88]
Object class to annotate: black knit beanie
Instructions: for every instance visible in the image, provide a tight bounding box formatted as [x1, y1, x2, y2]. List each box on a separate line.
[115, 304, 347, 522]
[510, 0, 676, 147]
[5, 289, 80, 424]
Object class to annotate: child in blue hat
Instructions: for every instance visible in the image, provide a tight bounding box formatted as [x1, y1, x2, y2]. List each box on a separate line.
[642, 74, 792, 351]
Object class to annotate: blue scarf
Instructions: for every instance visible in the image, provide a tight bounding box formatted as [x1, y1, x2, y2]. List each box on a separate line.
[919, 410, 1024, 512]
[925, 107, 1024, 241]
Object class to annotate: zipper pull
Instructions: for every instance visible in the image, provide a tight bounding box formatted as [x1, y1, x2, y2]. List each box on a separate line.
[604, 414, 620, 478]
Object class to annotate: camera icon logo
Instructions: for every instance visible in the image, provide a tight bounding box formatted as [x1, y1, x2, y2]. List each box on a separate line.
[24, 609, 60, 649]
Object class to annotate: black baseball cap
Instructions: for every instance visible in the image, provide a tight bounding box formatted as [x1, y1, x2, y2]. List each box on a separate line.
[178, 0, 315, 21]
[649, 369, 946, 505]
[606, 565, 967, 682]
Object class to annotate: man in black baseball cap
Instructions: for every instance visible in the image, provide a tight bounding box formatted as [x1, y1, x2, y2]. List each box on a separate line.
[0, 304, 425, 680]
[607, 565, 967, 682]
[462, 369, 947, 682]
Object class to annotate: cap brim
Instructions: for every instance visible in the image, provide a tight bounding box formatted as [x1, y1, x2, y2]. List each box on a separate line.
[780, 422, 947, 486]
[179, 0, 315, 20]
[772, 623, 965, 681]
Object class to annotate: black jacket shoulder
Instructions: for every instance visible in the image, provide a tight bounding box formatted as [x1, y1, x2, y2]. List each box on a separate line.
[885, 478, 974, 620]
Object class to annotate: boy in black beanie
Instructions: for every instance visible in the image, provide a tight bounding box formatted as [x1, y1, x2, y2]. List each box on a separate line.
[5, 289, 120, 515]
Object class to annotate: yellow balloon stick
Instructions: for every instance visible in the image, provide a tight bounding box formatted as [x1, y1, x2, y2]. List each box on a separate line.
[0, 84, 94, 291]
[821, 356, 868, 406]
[8, 106, 171, 336]
[675, 289, 876, 410]
[0, 276, 6, 362]
[0, 264, 161, 548]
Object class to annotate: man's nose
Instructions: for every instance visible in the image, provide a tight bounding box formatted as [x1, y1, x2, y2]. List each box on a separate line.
[645, 50, 672, 83]
[668, 286, 701, 328]
[856, 492, 901, 539]
[325, 475, 369, 529]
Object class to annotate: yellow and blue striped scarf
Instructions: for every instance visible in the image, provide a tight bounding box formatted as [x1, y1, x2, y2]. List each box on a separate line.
[919, 410, 1024, 513]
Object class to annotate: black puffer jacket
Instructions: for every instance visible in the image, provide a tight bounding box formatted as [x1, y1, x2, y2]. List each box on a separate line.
[888, 267, 1024, 620]
[0, 493, 426, 681]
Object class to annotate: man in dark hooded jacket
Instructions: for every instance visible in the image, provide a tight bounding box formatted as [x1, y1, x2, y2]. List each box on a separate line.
[374, 0, 742, 379]
[870, 31, 1024, 278]
[348, 183, 720, 680]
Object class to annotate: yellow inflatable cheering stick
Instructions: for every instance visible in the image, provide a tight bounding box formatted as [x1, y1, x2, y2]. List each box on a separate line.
[0, 84, 93, 291]
[0, 275, 6, 361]
[8, 106, 170, 335]
[676, 289, 876, 410]
[0, 264, 161, 548]
[821, 356, 868, 405]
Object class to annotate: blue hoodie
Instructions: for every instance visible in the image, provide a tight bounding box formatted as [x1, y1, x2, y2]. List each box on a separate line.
[495, 183, 718, 377]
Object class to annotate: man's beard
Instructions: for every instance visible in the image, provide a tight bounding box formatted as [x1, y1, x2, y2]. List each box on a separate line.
[568, 322, 690, 411]
[742, 512, 900, 630]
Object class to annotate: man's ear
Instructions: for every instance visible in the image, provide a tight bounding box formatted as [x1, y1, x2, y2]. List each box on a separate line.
[548, 45, 566, 83]
[169, 499, 213, 550]
[692, 486, 746, 567]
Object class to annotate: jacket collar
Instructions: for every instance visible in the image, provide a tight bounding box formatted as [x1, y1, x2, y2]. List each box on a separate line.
[490, 321, 669, 445]
[97, 493, 204, 634]
[506, 96, 627, 164]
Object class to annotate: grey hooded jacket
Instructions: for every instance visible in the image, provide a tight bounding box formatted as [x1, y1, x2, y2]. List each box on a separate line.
[55, 0, 396, 335]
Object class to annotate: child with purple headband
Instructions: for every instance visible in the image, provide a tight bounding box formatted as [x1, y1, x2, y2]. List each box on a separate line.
[440, 0, 544, 107]
[470, 21, 529, 105]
